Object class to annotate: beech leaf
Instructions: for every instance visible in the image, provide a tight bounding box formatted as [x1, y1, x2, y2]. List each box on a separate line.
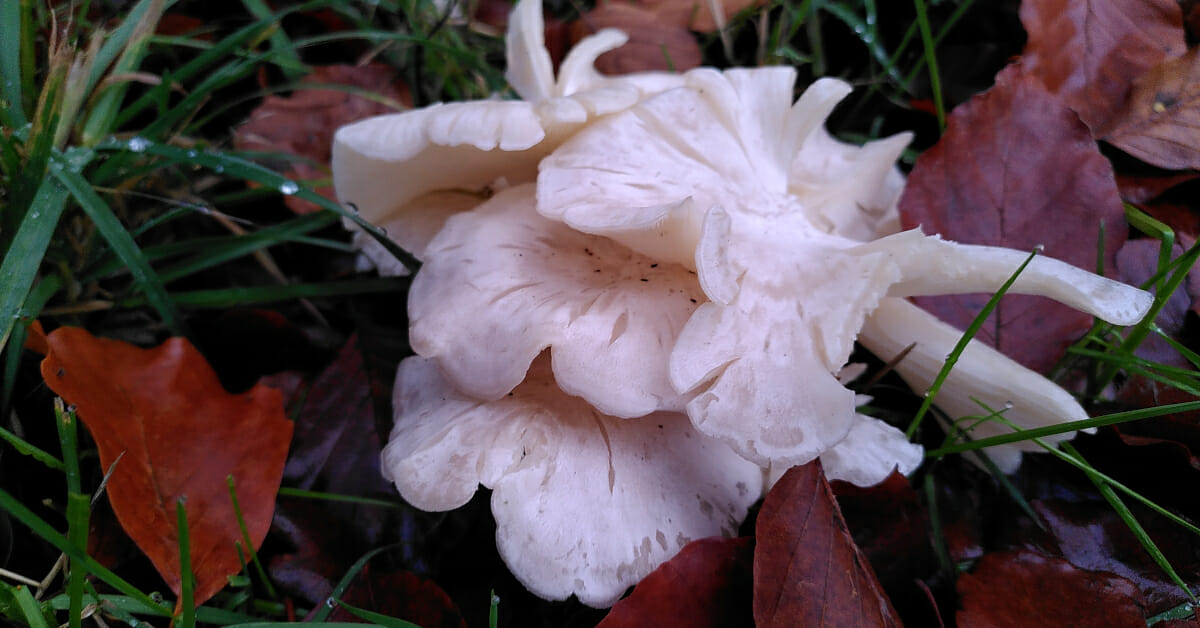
[957, 550, 1145, 627]
[1103, 48, 1200, 171]
[753, 462, 901, 628]
[1020, 0, 1185, 132]
[598, 537, 754, 627]
[899, 63, 1127, 374]
[36, 327, 293, 608]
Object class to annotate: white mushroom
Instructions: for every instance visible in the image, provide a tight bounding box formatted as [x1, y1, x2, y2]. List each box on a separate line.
[859, 297, 1093, 473]
[330, 0, 683, 272]
[538, 64, 1152, 468]
[408, 184, 703, 417]
[381, 354, 763, 607]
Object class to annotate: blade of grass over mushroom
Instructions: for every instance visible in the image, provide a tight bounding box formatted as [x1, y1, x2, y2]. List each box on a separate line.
[0, 488, 172, 617]
[50, 156, 184, 334]
[1061, 442, 1199, 604]
[905, 249, 1038, 438]
[0, 177, 70, 354]
[0, 0, 27, 128]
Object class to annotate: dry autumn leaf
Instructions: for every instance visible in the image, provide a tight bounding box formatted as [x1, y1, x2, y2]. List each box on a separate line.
[1103, 48, 1200, 171]
[753, 462, 901, 628]
[957, 550, 1145, 627]
[899, 63, 1127, 374]
[1020, 0, 1185, 133]
[599, 537, 755, 628]
[570, 3, 702, 74]
[35, 326, 292, 608]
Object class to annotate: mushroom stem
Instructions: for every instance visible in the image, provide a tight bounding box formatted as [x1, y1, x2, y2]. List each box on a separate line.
[872, 231, 1154, 325]
[859, 297, 1091, 473]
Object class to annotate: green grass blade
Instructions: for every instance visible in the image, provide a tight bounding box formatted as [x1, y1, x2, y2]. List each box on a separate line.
[0, 424, 66, 471]
[0, 487, 172, 617]
[80, 0, 166, 144]
[228, 476, 278, 599]
[2, 276, 61, 419]
[117, 278, 407, 309]
[333, 598, 422, 628]
[176, 498, 196, 628]
[50, 152, 185, 334]
[0, 176, 70, 354]
[277, 487, 403, 509]
[905, 249, 1037, 438]
[0, 0, 28, 127]
[6, 582, 50, 628]
[926, 400, 1200, 456]
[912, 0, 945, 130]
[239, 0, 308, 79]
[308, 545, 403, 623]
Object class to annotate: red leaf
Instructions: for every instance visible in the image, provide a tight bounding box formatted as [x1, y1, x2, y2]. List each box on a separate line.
[957, 550, 1145, 627]
[1020, 0, 1185, 132]
[599, 537, 754, 628]
[753, 462, 901, 628]
[37, 327, 293, 608]
[899, 63, 1127, 374]
[1103, 48, 1200, 171]
[233, 64, 410, 214]
[329, 566, 467, 628]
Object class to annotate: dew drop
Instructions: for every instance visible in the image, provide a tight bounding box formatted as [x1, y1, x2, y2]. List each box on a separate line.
[1034, 243, 1045, 253]
[1003, 401, 1014, 410]
[279, 181, 300, 195]
[127, 136, 150, 152]
[325, 598, 337, 608]
[186, 150, 198, 158]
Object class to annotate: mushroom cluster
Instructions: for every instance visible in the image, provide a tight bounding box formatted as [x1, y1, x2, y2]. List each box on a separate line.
[332, 0, 1153, 608]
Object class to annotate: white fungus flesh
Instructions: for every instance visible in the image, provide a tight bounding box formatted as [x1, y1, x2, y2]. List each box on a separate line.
[381, 355, 763, 607]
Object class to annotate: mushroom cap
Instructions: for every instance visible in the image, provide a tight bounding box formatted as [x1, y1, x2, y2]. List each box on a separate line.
[332, 0, 684, 274]
[381, 355, 763, 607]
[409, 184, 703, 417]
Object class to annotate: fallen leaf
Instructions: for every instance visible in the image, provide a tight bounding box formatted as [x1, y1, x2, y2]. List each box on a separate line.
[1103, 48, 1200, 171]
[1018, 498, 1200, 616]
[281, 335, 393, 545]
[1020, 0, 1185, 132]
[1114, 238, 1194, 368]
[570, 3, 702, 74]
[599, 537, 754, 628]
[36, 327, 292, 608]
[631, 0, 764, 32]
[328, 565, 468, 628]
[753, 462, 901, 628]
[1115, 172, 1200, 205]
[234, 64, 410, 214]
[900, 63, 1128, 373]
[957, 550, 1145, 627]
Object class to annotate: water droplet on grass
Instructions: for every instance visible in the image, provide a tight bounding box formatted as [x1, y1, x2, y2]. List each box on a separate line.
[279, 181, 299, 195]
[127, 136, 150, 152]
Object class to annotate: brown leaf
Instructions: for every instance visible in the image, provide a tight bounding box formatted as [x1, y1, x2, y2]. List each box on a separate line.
[1020, 0, 1185, 132]
[234, 64, 410, 214]
[570, 3, 701, 74]
[598, 537, 754, 628]
[899, 63, 1127, 374]
[957, 550, 1145, 627]
[753, 462, 901, 628]
[1115, 172, 1200, 205]
[36, 327, 293, 608]
[1103, 48, 1200, 170]
[329, 566, 468, 628]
